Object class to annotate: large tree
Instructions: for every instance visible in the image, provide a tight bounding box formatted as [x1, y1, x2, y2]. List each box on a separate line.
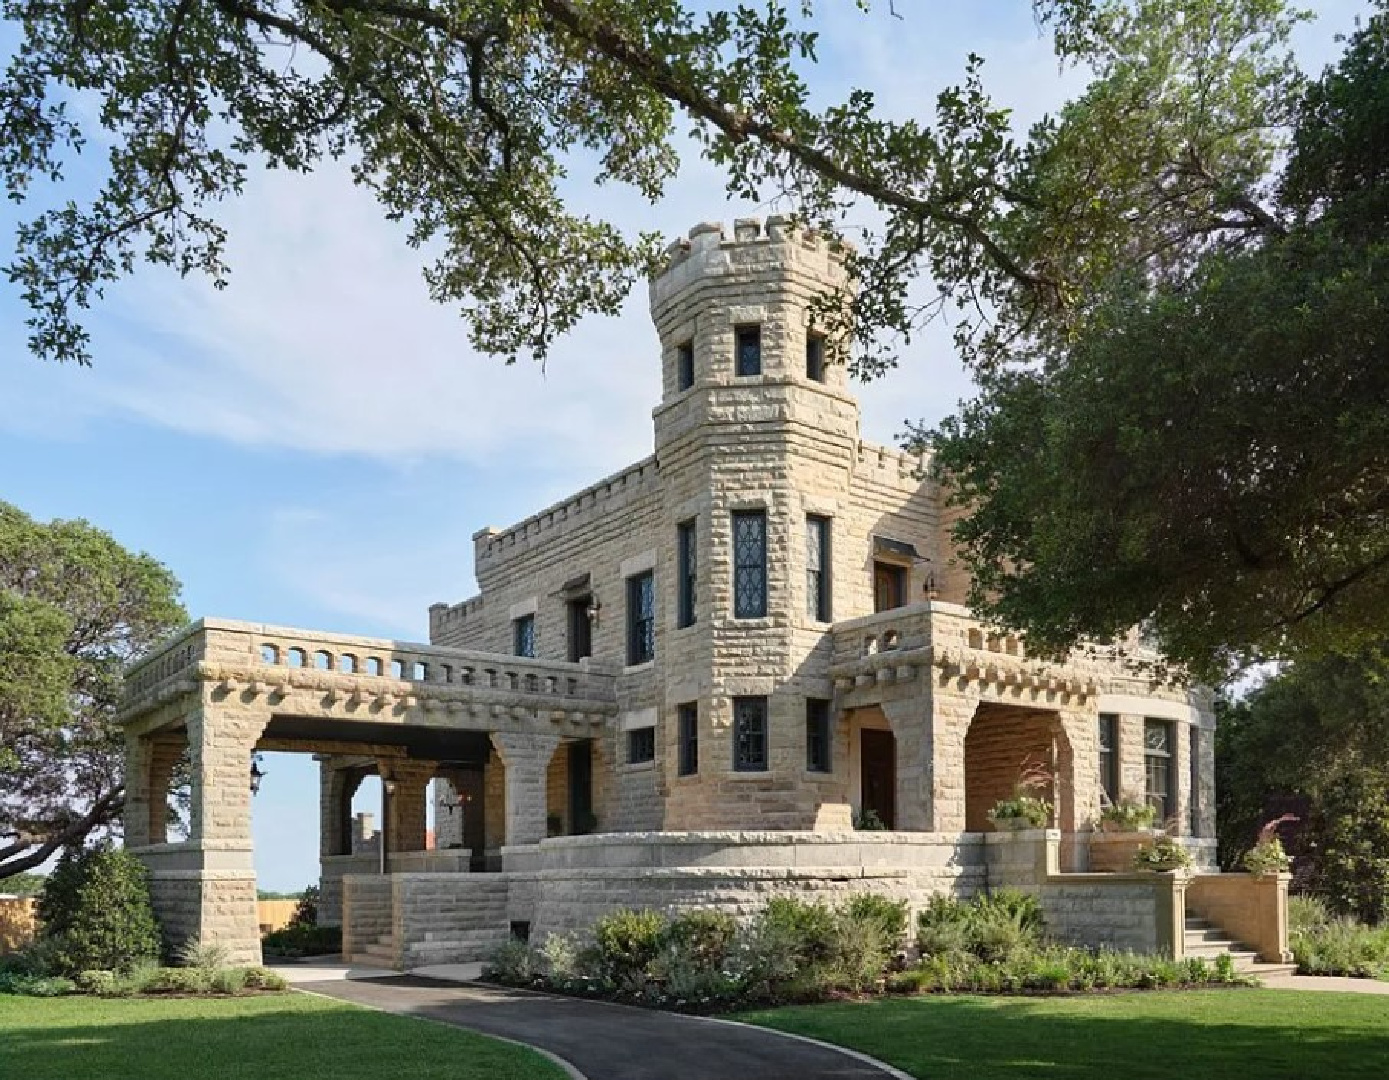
[1217, 646, 1389, 922]
[0, 0, 1306, 375]
[0, 502, 185, 878]
[929, 3, 1389, 681]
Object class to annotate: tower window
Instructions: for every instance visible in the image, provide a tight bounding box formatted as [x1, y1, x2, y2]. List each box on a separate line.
[512, 614, 535, 658]
[806, 334, 826, 382]
[1144, 719, 1175, 822]
[677, 519, 697, 628]
[678, 702, 699, 776]
[1098, 714, 1119, 807]
[677, 340, 695, 391]
[733, 696, 769, 772]
[735, 325, 762, 377]
[627, 725, 656, 765]
[806, 515, 832, 622]
[732, 510, 768, 618]
[626, 571, 655, 665]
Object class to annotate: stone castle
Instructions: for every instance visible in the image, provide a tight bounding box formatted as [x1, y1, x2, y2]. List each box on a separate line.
[121, 218, 1290, 972]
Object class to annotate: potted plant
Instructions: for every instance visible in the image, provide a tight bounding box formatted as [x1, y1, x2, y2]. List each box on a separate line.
[988, 794, 1052, 830]
[1132, 835, 1193, 872]
[1241, 815, 1297, 876]
[1098, 799, 1158, 832]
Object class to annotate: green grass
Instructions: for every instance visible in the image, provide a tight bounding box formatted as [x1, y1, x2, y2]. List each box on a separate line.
[0, 990, 567, 1080]
[743, 990, 1389, 1080]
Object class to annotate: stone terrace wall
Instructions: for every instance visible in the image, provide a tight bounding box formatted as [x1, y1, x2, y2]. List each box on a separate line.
[393, 874, 511, 968]
[517, 831, 986, 937]
[342, 874, 393, 964]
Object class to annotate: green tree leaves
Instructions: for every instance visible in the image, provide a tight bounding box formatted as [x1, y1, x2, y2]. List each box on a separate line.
[0, 501, 185, 877]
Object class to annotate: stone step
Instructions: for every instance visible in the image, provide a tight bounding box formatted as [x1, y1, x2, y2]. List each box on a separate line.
[1184, 926, 1237, 945]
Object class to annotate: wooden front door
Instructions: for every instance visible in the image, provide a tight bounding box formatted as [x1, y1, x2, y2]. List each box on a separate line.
[860, 729, 897, 829]
[873, 562, 907, 612]
[568, 739, 594, 834]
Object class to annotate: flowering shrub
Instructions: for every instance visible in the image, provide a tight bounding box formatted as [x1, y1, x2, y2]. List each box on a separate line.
[1132, 836, 1193, 871]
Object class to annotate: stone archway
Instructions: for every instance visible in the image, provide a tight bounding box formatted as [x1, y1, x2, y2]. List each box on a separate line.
[963, 703, 1075, 835]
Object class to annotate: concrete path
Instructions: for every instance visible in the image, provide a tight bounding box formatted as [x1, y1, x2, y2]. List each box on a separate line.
[302, 974, 904, 1080]
[1259, 973, 1389, 994]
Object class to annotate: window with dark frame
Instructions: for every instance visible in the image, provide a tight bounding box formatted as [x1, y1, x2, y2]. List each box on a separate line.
[1098, 714, 1119, 807]
[806, 698, 831, 773]
[806, 333, 825, 382]
[806, 515, 831, 622]
[678, 702, 699, 776]
[677, 340, 695, 391]
[1144, 718, 1175, 822]
[677, 519, 697, 628]
[735, 325, 762, 376]
[512, 614, 535, 658]
[1189, 725, 1200, 834]
[566, 596, 592, 662]
[626, 571, 655, 665]
[732, 510, 768, 618]
[733, 696, 769, 771]
[627, 726, 656, 765]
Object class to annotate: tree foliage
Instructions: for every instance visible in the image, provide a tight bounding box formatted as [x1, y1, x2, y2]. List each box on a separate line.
[0, 0, 1306, 375]
[1217, 646, 1389, 923]
[929, 3, 1389, 679]
[0, 501, 186, 878]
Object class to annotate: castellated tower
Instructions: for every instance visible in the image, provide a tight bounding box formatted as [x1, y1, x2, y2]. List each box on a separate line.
[650, 217, 862, 829]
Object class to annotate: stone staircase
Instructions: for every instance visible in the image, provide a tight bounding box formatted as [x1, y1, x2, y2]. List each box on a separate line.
[1184, 916, 1296, 978]
[358, 931, 398, 967]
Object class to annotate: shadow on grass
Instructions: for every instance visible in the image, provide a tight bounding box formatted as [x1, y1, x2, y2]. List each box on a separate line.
[0, 993, 563, 1080]
[746, 990, 1389, 1080]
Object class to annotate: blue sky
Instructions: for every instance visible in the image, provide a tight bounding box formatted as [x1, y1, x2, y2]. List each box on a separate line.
[0, 1, 1367, 891]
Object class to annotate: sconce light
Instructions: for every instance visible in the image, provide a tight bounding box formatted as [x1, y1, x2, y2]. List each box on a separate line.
[587, 596, 602, 626]
[250, 753, 266, 795]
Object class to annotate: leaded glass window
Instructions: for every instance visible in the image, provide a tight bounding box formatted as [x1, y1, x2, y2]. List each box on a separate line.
[677, 519, 697, 628]
[806, 515, 831, 621]
[1098, 714, 1119, 806]
[678, 703, 699, 776]
[735, 325, 762, 376]
[627, 726, 656, 764]
[512, 614, 535, 658]
[732, 510, 767, 618]
[627, 571, 655, 665]
[733, 697, 768, 772]
[1144, 718, 1174, 821]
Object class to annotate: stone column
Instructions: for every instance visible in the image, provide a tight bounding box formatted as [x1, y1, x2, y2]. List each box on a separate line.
[379, 759, 436, 857]
[123, 730, 155, 849]
[490, 732, 560, 847]
[928, 684, 976, 832]
[882, 688, 935, 831]
[142, 702, 267, 966]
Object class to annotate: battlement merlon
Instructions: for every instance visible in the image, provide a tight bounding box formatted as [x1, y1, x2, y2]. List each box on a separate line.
[648, 216, 853, 320]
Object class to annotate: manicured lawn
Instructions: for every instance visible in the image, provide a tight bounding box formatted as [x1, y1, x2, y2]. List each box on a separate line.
[0, 991, 567, 1080]
[743, 989, 1389, 1080]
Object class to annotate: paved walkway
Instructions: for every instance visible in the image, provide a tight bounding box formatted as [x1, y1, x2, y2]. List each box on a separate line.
[1260, 973, 1389, 994]
[300, 974, 903, 1080]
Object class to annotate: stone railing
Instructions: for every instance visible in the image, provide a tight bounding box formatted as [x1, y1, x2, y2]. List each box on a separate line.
[1188, 872, 1292, 963]
[123, 617, 618, 714]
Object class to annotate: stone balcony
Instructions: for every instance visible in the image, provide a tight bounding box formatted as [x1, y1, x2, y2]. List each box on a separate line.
[120, 618, 618, 740]
[829, 601, 1173, 710]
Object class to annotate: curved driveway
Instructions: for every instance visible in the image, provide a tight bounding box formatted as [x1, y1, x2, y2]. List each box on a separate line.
[306, 975, 903, 1080]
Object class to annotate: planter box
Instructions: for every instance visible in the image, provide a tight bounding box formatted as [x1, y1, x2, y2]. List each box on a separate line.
[1087, 830, 1161, 873]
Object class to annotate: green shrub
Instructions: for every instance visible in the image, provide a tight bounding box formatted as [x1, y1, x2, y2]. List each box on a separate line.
[37, 843, 161, 976]
[242, 966, 288, 991]
[843, 894, 910, 946]
[176, 939, 230, 971]
[73, 969, 117, 994]
[760, 897, 838, 965]
[0, 971, 77, 996]
[1291, 913, 1389, 978]
[826, 915, 888, 992]
[140, 966, 211, 994]
[261, 923, 341, 957]
[975, 889, 1045, 934]
[536, 932, 581, 981]
[485, 938, 539, 983]
[210, 967, 248, 994]
[590, 908, 667, 983]
[915, 890, 1044, 962]
[663, 909, 738, 969]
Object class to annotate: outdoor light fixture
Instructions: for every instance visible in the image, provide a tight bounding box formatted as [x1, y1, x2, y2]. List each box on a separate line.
[249, 753, 266, 795]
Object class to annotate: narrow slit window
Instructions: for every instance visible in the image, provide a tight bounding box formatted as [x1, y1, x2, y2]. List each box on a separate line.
[732, 510, 767, 618]
[735, 325, 762, 376]
[806, 333, 826, 382]
[677, 341, 695, 391]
